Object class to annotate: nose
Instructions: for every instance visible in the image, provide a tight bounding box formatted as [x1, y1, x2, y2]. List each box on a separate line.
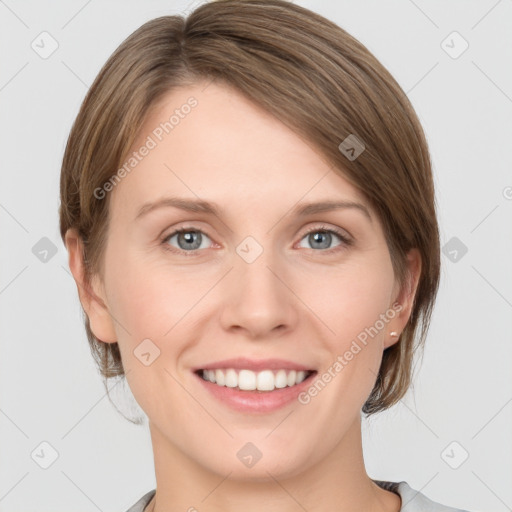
[219, 247, 299, 340]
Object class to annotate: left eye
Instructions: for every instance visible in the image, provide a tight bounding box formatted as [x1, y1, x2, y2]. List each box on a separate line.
[297, 226, 350, 251]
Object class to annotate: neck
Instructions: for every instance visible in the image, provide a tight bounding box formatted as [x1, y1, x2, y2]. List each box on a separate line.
[145, 415, 401, 512]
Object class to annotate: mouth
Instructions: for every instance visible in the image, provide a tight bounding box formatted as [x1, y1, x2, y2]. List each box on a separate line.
[194, 368, 317, 393]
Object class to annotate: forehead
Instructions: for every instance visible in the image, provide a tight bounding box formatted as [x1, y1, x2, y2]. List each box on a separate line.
[109, 81, 371, 220]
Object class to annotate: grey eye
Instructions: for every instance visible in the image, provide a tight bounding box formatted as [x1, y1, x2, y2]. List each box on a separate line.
[298, 230, 343, 250]
[165, 229, 211, 251]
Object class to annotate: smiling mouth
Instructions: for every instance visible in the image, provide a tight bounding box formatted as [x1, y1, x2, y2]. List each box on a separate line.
[194, 368, 317, 392]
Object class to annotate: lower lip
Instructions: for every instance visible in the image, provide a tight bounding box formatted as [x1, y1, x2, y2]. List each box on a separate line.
[193, 371, 317, 413]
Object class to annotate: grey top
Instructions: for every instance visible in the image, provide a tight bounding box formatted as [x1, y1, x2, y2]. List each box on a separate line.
[124, 480, 471, 511]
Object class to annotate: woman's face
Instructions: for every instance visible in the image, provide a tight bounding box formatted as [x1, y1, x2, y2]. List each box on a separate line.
[73, 81, 419, 480]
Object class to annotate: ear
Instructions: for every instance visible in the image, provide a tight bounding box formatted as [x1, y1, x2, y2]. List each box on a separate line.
[383, 247, 422, 349]
[64, 228, 117, 343]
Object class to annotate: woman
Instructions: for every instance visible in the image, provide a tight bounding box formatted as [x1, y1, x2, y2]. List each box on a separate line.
[59, 1, 472, 510]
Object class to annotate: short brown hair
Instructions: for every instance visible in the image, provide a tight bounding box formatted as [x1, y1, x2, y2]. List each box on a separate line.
[59, 0, 440, 415]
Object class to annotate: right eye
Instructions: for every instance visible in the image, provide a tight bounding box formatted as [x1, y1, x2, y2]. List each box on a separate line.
[161, 227, 214, 255]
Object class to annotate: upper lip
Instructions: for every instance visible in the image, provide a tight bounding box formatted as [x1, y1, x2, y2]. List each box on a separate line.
[193, 357, 316, 372]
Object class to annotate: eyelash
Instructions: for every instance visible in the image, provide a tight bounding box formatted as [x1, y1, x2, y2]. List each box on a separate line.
[160, 224, 353, 257]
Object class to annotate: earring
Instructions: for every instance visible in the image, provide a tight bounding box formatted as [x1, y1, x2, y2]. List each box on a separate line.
[390, 331, 399, 338]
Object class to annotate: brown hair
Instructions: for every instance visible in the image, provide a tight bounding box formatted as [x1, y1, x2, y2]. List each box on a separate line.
[59, 0, 440, 416]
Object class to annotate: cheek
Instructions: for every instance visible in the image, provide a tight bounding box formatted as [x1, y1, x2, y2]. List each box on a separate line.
[333, 265, 395, 383]
[299, 258, 394, 344]
[104, 252, 224, 402]
[296, 258, 395, 403]
[105, 260, 200, 414]
[106, 249, 204, 338]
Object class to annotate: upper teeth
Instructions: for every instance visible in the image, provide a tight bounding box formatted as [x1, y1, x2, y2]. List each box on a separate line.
[201, 369, 310, 391]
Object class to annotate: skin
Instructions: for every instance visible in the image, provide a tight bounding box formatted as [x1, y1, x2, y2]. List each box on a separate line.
[66, 80, 421, 512]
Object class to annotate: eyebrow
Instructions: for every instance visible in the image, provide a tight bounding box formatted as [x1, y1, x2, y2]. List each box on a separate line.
[135, 196, 372, 223]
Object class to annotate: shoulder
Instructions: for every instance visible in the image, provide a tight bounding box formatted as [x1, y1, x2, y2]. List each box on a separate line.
[126, 483, 474, 512]
[374, 480, 472, 512]
[124, 489, 156, 512]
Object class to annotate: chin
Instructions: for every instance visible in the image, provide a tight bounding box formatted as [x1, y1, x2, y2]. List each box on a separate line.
[197, 446, 311, 483]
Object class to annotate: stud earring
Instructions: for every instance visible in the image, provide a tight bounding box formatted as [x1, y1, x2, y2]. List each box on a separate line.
[390, 331, 399, 338]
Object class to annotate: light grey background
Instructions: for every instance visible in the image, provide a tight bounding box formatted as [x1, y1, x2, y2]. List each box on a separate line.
[1, 0, 511, 511]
